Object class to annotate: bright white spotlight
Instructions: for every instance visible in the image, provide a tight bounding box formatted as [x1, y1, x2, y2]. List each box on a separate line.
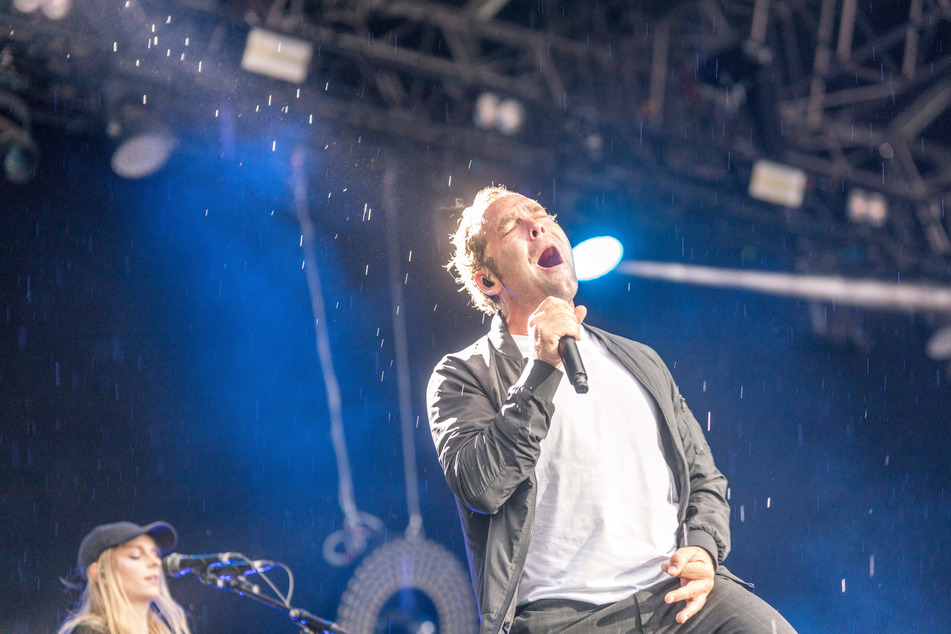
[473, 92, 499, 129]
[241, 28, 313, 84]
[925, 325, 951, 360]
[495, 98, 525, 135]
[111, 133, 177, 179]
[107, 105, 177, 179]
[573, 236, 623, 281]
[13, 0, 42, 12]
[748, 159, 807, 208]
[41, 0, 71, 19]
[847, 188, 888, 227]
[473, 92, 525, 135]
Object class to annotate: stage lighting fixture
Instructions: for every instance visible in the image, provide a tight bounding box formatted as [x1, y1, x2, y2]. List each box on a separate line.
[241, 28, 313, 84]
[846, 188, 887, 227]
[573, 236, 624, 281]
[473, 92, 500, 129]
[748, 159, 807, 208]
[495, 98, 525, 135]
[15, 0, 71, 18]
[107, 106, 177, 179]
[13, 0, 42, 12]
[41, 0, 71, 19]
[0, 95, 39, 185]
[925, 325, 951, 360]
[473, 92, 525, 135]
[0, 120, 39, 185]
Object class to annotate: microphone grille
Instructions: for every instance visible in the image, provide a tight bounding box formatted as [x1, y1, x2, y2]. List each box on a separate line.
[161, 552, 184, 576]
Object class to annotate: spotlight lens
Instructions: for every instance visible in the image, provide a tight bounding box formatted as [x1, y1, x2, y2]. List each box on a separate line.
[4, 144, 38, 184]
[473, 92, 498, 129]
[111, 133, 176, 179]
[13, 0, 42, 13]
[41, 0, 71, 19]
[573, 236, 623, 281]
[495, 99, 524, 135]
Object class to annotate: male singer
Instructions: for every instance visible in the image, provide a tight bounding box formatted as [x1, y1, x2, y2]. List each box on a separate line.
[426, 187, 795, 633]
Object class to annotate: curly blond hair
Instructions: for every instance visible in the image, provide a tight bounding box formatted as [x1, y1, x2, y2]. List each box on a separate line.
[446, 186, 514, 314]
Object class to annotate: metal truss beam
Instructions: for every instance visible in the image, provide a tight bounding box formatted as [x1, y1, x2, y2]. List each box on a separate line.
[1, 0, 950, 277]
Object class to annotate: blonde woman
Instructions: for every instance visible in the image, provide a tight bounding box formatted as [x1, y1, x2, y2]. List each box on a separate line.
[58, 521, 191, 634]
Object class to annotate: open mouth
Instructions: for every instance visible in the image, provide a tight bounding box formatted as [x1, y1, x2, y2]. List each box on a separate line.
[537, 245, 563, 269]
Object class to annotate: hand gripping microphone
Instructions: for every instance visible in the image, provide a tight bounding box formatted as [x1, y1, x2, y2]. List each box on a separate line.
[558, 336, 588, 394]
[162, 552, 255, 577]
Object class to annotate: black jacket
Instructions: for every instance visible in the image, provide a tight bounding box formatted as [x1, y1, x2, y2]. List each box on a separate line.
[427, 316, 732, 634]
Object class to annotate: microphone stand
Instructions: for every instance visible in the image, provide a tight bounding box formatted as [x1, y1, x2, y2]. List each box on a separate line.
[191, 568, 350, 634]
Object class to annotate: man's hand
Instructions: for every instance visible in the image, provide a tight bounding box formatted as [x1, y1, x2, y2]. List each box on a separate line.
[660, 546, 716, 624]
[527, 298, 587, 367]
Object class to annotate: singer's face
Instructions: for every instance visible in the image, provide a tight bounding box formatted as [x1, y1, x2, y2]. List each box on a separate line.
[478, 193, 577, 316]
[114, 534, 163, 605]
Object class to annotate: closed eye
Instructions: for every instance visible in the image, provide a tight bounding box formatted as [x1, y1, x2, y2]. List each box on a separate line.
[502, 221, 518, 236]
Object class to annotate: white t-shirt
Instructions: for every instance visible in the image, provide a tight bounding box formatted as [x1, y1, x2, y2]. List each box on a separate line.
[511, 328, 680, 606]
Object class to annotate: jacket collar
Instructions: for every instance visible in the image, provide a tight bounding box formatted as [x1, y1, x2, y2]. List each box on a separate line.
[488, 313, 524, 360]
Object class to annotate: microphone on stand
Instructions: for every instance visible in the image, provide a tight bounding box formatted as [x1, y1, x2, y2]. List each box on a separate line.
[559, 336, 588, 394]
[162, 552, 260, 577]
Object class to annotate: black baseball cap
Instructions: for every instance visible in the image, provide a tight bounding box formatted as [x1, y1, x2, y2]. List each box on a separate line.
[77, 521, 177, 580]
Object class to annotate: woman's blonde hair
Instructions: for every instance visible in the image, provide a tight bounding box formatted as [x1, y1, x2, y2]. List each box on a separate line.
[57, 547, 191, 634]
[447, 185, 514, 314]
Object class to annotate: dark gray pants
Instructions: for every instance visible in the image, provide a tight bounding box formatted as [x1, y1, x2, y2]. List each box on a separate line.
[511, 575, 796, 633]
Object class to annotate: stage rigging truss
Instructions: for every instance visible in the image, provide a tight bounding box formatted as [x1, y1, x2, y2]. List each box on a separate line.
[2, 0, 950, 305]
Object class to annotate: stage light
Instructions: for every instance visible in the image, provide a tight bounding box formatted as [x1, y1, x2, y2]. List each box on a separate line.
[573, 236, 623, 281]
[0, 94, 39, 185]
[41, 0, 71, 20]
[13, 0, 42, 12]
[2, 136, 38, 184]
[748, 159, 807, 208]
[846, 188, 887, 227]
[473, 92, 525, 135]
[15, 0, 72, 18]
[495, 98, 525, 135]
[473, 92, 500, 129]
[0, 121, 39, 184]
[241, 28, 313, 84]
[107, 106, 177, 179]
[925, 325, 951, 361]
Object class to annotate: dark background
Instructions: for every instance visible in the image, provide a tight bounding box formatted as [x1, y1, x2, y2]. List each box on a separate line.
[2, 118, 950, 632]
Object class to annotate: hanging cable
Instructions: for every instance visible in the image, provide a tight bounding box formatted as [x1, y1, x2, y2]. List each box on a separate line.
[382, 159, 423, 538]
[336, 157, 478, 633]
[290, 148, 381, 566]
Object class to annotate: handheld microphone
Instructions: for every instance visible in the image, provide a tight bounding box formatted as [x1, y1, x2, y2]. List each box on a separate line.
[162, 552, 255, 577]
[558, 336, 588, 394]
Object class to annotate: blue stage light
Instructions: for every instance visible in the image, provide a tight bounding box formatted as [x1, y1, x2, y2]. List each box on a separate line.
[573, 236, 623, 281]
